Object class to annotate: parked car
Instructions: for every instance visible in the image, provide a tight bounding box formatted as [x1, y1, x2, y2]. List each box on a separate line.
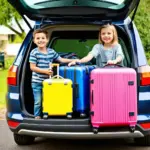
[0, 52, 5, 68]
[6, 0, 150, 146]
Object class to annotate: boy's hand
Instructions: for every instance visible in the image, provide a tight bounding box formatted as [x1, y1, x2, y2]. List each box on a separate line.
[44, 69, 53, 75]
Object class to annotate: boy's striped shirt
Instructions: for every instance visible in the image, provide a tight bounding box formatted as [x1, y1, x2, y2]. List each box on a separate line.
[29, 48, 60, 83]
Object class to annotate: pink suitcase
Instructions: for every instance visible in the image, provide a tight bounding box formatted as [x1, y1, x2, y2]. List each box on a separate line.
[90, 67, 137, 134]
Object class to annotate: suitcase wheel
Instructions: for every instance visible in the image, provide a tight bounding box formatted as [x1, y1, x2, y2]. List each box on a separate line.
[67, 114, 72, 119]
[80, 113, 86, 118]
[93, 127, 98, 134]
[43, 114, 48, 119]
[130, 126, 135, 132]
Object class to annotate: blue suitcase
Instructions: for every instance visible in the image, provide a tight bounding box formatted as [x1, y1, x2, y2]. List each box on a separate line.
[59, 65, 95, 117]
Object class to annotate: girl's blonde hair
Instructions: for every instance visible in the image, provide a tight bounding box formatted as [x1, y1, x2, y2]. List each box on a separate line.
[98, 24, 118, 45]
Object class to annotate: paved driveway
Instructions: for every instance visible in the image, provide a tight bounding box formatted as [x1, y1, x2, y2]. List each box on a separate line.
[0, 120, 150, 150]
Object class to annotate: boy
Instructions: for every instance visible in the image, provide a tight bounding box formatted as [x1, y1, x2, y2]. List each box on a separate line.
[29, 29, 77, 119]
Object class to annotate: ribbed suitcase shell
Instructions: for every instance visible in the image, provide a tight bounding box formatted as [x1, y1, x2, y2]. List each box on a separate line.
[42, 78, 73, 116]
[90, 68, 137, 128]
[59, 66, 95, 114]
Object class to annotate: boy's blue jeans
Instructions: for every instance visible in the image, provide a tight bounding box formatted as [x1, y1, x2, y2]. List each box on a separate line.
[31, 82, 43, 117]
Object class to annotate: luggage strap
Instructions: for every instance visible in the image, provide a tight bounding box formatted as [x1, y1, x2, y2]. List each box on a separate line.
[73, 67, 78, 110]
[64, 67, 67, 78]
[74, 67, 79, 98]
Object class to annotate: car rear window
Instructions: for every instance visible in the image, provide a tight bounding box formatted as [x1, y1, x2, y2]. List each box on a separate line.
[52, 39, 97, 58]
[23, 0, 126, 9]
[50, 30, 131, 66]
[50, 31, 98, 58]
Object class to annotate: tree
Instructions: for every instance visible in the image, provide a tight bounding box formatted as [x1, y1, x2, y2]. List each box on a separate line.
[134, 0, 150, 54]
[0, 0, 149, 50]
[0, 0, 26, 39]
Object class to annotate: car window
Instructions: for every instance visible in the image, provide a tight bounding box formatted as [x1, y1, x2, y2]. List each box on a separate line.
[49, 30, 131, 66]
[52, 39, 98, 58]
[24, 0, 125, 5]
[22, 0, 126, 9]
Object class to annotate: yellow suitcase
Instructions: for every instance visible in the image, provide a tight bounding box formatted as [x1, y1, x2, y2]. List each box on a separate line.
[42, 64, 73, 119]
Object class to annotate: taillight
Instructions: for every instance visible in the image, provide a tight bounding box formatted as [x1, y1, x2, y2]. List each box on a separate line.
[7, 65, 18, 86]
[7, 120, 20, 128]
[138, 65, 150, 86]
[140, 123, 150, 130]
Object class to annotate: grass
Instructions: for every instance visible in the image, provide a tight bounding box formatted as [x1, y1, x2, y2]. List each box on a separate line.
[0, 56, 15, 109]
[0, 69, 7, 109]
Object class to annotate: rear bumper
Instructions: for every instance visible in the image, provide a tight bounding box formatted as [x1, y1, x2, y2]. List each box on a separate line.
[18, 129, 144, 139]
[7, 117, 149, 139]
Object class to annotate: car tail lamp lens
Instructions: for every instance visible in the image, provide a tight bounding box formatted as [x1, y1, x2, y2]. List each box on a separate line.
[140, 123, 150, 129]
[7, 65, 18, 86]
[7, 120, 20, 128]
[138, 65, 150, 86]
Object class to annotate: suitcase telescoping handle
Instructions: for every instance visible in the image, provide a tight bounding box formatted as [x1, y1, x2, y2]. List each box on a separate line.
[49, 63, 60, 79]
[52, 75, 64, 79]
[103, 63, 123, 68]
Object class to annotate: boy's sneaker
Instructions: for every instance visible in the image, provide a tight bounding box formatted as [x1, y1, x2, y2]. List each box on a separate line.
[35, 116, 41, 119]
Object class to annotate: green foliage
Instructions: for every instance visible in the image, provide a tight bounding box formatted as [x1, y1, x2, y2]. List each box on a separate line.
[0, 0, 21, 26]
[11, 34, 25, 43]
[4, 56, 15, 69]
[0, 0, 150, 52]
[0, 69, 7, 108]
[134, 0, 150, 53]
[0, 0, 25, 39]
[0, 56, 15, 108]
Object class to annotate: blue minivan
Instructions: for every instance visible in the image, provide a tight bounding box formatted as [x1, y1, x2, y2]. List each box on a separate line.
[6, 0, 150, 146]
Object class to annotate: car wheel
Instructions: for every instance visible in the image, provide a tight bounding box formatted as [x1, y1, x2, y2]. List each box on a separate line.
[134, 135, 150, 146]
[13, 133, 35, 145]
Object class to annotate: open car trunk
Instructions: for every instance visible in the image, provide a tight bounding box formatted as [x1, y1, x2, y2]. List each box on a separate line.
[20, 24, 133, 117]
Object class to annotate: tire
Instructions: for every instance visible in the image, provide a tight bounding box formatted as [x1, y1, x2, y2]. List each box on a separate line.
[13, 133, 35, 145]
[134, 135, 150, 146]
[93, 127, 98, 134]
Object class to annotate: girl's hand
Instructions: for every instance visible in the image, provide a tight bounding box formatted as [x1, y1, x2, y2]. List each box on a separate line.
[113, 60, 118, 64]
[68, 61, 76, 66]
[107, 60, 118, 65]
[107, 60, 114, 65]
[68, 59, 81, 66]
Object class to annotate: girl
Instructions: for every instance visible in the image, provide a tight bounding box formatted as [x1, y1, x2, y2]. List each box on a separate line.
[68, 24, 124, 67]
